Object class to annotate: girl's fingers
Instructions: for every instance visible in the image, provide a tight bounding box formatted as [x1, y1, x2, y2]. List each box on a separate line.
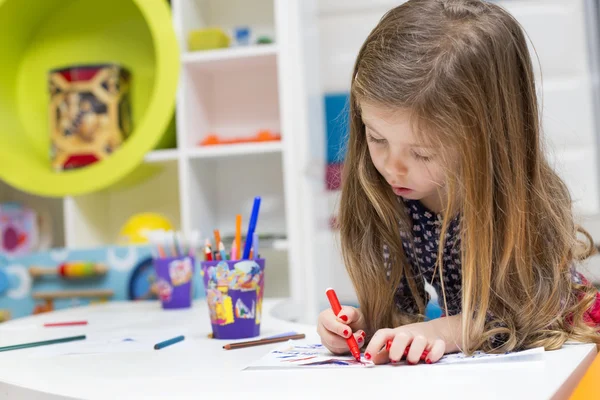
[317, 323, 354, 355]
[336, 306, 364, 331]
[425, 339, 446, 364]
[406, 335, 427, 365]
[364, 329, 394, 365]
[320, 309, 353, 339]
[388, 331, 412, 363]
[354, 330, 367, 348]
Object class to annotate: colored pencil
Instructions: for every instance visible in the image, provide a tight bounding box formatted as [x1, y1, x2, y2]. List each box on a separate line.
[205, 244, 213, 261]
[235, 214, 242, 261]
[154, 335, 185, 350]
[222, 333, 306, 350]
[242, 197, 262, 259]
[253, 231, 259, 260]
[0, 334, 86, 353]
[231, 239, 237, 261]
[219, 242, 228, 261]
[44, 321, 88, 327]
[213, 230, 221, 252]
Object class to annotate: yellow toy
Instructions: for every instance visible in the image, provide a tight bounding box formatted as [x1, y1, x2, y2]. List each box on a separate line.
[118, 213, 174, 244]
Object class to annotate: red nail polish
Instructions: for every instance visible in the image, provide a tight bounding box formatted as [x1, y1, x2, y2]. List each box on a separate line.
[340, 315, 348, 322]
[408, 360, 416, 365]
[420, 354, 427, 360]
[403, 348, 409, 356]
[343, 329, 349, 336]
[426, 359, 432, 364]
[365, 352, 372, 360]
[358, 337, 363, 344]
[361, 331, 366, 337]
[385, 340, 392, 352]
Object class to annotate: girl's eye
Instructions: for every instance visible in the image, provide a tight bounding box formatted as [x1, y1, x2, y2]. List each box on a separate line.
[367, 133, 387, 145]
[411, 150, 432, 162]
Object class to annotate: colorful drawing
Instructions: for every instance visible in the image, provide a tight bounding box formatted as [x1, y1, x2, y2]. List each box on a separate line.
[235, 298, 255, 319]
[246, 343, 545, 370]
[246, 343, 374, 370]
[206, 288, 234, 325]
[155, 279, 172, 302]
[168, 257, 193, 286]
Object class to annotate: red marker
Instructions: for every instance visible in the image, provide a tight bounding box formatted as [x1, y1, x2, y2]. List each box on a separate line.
[325, 288, 361, 362]
[44, 321, 88, 327]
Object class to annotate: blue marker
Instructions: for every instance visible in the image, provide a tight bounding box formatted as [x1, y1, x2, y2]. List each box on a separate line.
[242, 196, 262, 259]
[154, 335, 185, 350]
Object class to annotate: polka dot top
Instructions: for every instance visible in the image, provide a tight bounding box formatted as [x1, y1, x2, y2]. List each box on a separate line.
[385, 198, 462, 316]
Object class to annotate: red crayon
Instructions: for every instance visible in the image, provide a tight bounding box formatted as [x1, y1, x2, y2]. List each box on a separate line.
[325, 288, 361, 362]
[44, 321, 88, 327]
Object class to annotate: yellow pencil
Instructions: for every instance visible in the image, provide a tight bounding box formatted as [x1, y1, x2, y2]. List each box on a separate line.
[235, 215, 242, 261]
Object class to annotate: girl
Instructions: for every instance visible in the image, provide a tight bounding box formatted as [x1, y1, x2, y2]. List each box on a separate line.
[317, 0, 600, 365]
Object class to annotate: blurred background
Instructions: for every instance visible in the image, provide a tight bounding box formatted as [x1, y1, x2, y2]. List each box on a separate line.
[1, 0, 600, 324]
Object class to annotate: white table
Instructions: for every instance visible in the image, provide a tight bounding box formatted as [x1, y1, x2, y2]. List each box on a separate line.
[0, 300, 595, 400]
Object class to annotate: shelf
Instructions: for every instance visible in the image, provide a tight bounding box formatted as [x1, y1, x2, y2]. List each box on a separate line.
[182, 44, 278, 71]
[144, 149, 180, 163]
[187, 141, 282, 159]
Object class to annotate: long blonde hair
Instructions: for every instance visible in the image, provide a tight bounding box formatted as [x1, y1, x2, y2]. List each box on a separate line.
[340, 0, 600, 353]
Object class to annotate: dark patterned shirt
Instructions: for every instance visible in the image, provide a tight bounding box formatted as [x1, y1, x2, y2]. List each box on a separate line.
[388, 199, 462, 316]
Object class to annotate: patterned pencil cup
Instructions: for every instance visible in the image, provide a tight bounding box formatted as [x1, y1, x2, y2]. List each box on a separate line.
[153, 256, 195, 309]
[201, 259, 265, 339]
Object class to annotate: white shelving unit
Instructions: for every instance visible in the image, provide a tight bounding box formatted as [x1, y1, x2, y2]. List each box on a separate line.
[0, 0, 328, 322]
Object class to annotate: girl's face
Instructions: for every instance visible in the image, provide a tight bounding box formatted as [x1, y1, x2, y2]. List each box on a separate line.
[361, 102, 448, 213]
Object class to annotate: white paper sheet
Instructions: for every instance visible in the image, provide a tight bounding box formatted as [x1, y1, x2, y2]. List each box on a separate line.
[245, 342, 545, 370]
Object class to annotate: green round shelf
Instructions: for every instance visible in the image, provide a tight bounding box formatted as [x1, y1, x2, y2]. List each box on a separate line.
[0, 0, 179, 197]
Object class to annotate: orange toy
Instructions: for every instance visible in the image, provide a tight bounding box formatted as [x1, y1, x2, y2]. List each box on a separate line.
[199, 130, 281, 146]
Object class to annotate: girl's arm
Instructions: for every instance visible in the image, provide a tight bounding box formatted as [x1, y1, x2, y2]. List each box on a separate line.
[363, 314, 463, 365]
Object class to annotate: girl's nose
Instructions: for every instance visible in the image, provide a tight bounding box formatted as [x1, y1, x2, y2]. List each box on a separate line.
[384, 154, 408, 177]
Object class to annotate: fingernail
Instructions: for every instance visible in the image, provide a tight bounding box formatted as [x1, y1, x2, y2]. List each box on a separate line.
[357, 337, 363, 344]
[365, 352, 372, 360]
[343, 329, 349, 336]
[339, 315, 348, 322]
[385, 340, 392, 352]
[426, 359, 432, 364]
[361, 331, 366, 338]
[403, 348, 410, 357]
[421, 350, 429, 360]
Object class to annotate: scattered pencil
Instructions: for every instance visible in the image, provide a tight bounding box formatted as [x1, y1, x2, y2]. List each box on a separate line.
[0, 334, 86, 353]
[222, 333, 306, 350]
[154, 335, 185, 350]
[44, 321, 88, 327]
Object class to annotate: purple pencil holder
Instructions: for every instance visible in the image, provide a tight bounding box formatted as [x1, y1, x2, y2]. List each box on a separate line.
[154, 256, 195, 309]
[201, 258, 265, 340]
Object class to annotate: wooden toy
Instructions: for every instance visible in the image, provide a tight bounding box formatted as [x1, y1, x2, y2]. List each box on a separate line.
[32, 289, 114, 315]
[29, 262, 108, 279]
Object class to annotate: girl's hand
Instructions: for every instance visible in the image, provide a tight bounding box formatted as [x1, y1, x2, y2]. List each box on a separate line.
[317, 306, 367, 355]
[364, 316, 462, 365]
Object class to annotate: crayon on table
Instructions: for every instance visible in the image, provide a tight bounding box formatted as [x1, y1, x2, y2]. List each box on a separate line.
[154, 335, 185, 350]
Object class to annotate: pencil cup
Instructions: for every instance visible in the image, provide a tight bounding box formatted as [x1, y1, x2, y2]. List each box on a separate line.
[201, 259, 265, 339]
[154, 256, 195, 309]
